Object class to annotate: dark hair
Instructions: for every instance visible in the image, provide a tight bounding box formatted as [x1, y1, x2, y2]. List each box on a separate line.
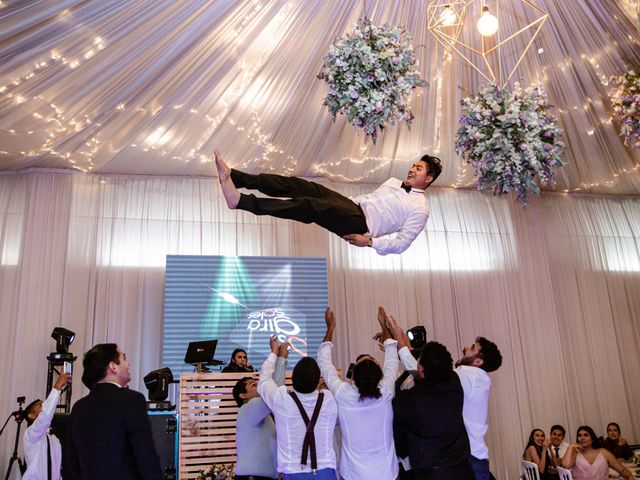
[232, 377, 254, 407]
[291, 357, 320, 394]
[607, 422, 621, 435]
[82, 343, 120, 389]
[576, 425, 601, 449]
[550, 424, 566, 437]
[420, 154, 442, 185]
[353, 358, 382, 401]
[418, 341, 453, 382]
[476, 337, 502, 372]
[24, 399, 42, 426]
[355, 353, 371, 362]
[523, 428, 545, 458]
[231, 348, 247, 362]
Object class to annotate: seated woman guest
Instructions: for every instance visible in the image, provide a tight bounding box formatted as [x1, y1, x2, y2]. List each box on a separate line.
[601, 422, 633, 460]
[222, 348, 255, 372]
[523, 428, 557, 479]
[562, 426, 634, 480]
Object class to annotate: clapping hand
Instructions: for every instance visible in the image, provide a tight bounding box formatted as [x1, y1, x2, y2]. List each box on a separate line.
[373, 307, 392, 351]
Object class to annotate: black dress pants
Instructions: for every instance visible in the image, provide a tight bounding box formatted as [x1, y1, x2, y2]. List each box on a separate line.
[231, 169, 369, 237]
[411, 462, 476, 480]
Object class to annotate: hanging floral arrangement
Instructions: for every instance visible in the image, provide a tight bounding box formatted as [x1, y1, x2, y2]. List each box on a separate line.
[455, 82, 565, 205]
[317, 18, 427, 143]
[197, 463, 234, 480]
[609, 67, 640, 148]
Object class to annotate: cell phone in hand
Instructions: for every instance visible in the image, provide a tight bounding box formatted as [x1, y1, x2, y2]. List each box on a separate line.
[63, 361, 72, 375]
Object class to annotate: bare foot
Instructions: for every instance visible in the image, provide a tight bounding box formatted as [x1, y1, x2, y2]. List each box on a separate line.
[214, 149, 231, 181]
[214, 149, 240, 208]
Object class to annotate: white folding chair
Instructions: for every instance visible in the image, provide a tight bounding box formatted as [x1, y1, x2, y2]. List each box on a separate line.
[521, 460, 541, 480]
[557, 466, 573, 480]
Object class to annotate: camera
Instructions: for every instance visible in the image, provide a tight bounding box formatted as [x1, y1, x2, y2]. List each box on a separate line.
[346, 363, 355, 380]
[16, 396, 25, 405]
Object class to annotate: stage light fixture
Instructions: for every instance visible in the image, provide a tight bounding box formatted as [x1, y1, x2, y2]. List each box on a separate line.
[406, 326, 427, 350]
[143, 367, 173, 402]
[51, 327, 75, 354]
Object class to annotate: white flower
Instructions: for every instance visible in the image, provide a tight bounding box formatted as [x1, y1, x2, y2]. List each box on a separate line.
[318, 19, 427, 142]
[455, 82, 565, 205]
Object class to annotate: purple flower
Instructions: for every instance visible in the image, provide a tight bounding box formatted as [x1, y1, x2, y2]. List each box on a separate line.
[520, 144, 528, 151]
[367, 74, 374, 82]
[375, 102, 383, 112]
[350, 90, 359, 99]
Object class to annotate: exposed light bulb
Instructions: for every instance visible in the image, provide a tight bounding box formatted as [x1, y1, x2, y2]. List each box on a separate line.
[477, 6, 498, 36]
[439, 5, 457, 26]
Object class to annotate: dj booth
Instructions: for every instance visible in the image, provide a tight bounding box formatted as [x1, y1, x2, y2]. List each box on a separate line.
[177, 371, 294, 479]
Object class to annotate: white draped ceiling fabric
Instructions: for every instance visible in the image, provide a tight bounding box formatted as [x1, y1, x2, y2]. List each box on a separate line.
[0, 1, 639, 479]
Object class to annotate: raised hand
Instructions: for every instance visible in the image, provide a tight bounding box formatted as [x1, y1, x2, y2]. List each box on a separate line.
[278, 341, 290, 358]
[323, 307, 336, 342]
[269, 334, 279, 354]
[379, 306, 393, 336]
[372, 331, 385, 352]
[54, 372, 71, 391]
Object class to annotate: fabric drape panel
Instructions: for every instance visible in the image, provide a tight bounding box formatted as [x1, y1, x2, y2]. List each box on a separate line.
[1, 0, 640, 194]
[0, 170, 638, 480]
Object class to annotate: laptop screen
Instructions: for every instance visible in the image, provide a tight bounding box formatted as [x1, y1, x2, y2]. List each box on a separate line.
[184, 339, 218, 364]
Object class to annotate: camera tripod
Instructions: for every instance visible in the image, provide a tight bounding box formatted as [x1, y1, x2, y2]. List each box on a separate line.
[0, 397, 27, 480]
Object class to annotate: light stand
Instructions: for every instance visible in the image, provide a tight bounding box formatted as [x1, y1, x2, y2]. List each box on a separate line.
[1, 397, 27, 479]
[47, 352, 76, 412]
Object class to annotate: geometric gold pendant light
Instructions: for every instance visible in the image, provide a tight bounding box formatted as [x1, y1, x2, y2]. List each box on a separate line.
[427, 0, 548, 87]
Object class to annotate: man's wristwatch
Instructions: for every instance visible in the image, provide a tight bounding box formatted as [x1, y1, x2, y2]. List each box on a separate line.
[367, 237, 373, 247]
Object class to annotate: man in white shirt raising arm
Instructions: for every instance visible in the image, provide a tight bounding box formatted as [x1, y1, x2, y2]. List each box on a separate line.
[22, 372, 70, 480]
[258, 335, 338, 480]
[214, 150, 441, 255]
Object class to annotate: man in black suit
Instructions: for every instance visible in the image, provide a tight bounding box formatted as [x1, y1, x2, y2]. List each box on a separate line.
[393, 341, 475, 480]
[65, 343, 162, 480]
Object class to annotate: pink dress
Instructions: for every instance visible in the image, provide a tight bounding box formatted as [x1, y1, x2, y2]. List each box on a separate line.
[571, 451, 609, 480]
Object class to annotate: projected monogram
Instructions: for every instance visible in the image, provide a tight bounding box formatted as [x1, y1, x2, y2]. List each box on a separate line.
[246, 307, 308, 356]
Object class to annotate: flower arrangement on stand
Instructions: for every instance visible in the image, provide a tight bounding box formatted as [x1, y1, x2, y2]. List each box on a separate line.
[317, 18, 427, 143]
[455, 82, 565, 205]
[609, 67, 640, 148]
[197, 463, 235, 480]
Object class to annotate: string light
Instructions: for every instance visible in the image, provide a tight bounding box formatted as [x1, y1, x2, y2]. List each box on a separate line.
[0, 2, 637, 197]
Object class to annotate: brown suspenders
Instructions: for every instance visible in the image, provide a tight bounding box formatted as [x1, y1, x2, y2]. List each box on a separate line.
[289, 391, 324, 471]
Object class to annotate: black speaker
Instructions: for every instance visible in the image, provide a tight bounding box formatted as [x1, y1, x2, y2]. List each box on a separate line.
[148, 412, 177, 480]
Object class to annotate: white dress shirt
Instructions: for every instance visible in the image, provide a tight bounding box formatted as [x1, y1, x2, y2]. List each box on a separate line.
[317, 339, 400, 480]
[23, 388, 62, 480]
[455, 365, 491, 460]
[258, 352, 338, 474]
[398, 347, 492, 460]
[351, 178, 429, 255]
[552, 441, 569, 460]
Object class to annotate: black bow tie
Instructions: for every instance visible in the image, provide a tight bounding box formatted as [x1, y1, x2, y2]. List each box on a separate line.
[401, 182, 411, 193]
